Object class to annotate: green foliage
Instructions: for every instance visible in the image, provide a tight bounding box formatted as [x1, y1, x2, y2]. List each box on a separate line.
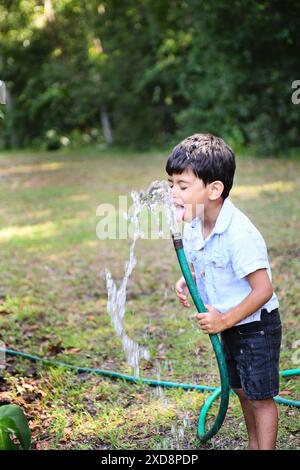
[0, 404, 31, 450]
[0, 0, 300, 153]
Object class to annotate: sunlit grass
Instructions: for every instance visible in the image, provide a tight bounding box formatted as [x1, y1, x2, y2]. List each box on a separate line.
[0, 222, 58, 241]
[0, 161, 65, 176]
[232, 181, 296, 198]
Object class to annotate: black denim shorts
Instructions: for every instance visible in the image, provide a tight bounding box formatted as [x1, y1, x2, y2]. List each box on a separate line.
[220, 308, 282, 400]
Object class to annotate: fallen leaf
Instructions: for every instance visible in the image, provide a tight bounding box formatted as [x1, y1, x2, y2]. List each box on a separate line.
[35, 440, 52, 450]
[147, 325, 158, 333]
[65, 348, 81, 354]
[0, 391, 13, 401]
[60, 426, 73, 442]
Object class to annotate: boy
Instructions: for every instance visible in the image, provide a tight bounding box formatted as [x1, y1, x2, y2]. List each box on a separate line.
[166, 133, 281, 450]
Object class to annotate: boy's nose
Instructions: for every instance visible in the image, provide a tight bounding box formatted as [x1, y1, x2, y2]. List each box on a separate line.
[171, 186, 180, 198]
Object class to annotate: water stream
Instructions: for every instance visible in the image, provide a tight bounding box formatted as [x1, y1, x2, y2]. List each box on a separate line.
[104, 180, 179, 377]
[104, 180, 191, 448]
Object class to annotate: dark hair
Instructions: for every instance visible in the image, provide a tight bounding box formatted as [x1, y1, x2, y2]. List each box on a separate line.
[166, 133, 236, 199]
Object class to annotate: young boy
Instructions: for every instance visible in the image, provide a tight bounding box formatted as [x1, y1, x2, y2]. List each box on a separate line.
[166, 133, 281, 450]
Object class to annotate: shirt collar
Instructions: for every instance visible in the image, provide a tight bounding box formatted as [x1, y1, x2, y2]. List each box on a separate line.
[190, 198, 235, 246]
[212, 197, 235, 235]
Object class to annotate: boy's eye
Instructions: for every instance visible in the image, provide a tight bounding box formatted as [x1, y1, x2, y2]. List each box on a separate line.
[180, 187, 187, 191]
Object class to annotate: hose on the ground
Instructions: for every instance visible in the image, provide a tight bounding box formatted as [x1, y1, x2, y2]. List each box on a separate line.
[1, 347, 300, 440]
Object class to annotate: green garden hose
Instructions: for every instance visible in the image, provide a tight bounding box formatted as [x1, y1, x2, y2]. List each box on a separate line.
[172, 232, 230, 441]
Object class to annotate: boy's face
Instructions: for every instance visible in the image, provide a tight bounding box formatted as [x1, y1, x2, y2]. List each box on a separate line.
[167, 169, 210, 223]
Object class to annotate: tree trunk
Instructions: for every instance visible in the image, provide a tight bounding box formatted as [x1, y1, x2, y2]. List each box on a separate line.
[44, 0, 55, 23]
[101, 106, 113, 145]
[0, 80, 6, 105]
[5, 85, 19, 148]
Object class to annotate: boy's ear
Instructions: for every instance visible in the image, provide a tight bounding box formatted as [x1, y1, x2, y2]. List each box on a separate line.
[208, 180, 224, 200]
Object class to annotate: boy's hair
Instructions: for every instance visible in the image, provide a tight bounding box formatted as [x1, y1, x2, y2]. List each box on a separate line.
[166, 133, 236, 199]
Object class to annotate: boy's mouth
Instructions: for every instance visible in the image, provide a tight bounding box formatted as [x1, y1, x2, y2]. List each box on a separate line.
[174, 204, 185, 222]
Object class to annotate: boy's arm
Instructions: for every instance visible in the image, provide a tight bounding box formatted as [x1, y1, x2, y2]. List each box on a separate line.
[196, 268, 273, 334]
[221, 268, 273, 329]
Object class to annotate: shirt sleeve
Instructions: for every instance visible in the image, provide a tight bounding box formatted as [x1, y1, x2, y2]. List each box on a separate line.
[231, 229, 270, 279]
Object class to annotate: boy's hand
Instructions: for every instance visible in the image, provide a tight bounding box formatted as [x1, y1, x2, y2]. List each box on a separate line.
[194, 304, 226, 334]
[175, 275, 195, 307]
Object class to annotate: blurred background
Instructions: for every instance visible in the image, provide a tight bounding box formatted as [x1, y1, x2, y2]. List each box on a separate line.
[1, 0, 300, 155]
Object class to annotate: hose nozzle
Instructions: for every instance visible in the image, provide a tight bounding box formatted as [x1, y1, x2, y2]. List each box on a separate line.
[172, 232, 183, 249]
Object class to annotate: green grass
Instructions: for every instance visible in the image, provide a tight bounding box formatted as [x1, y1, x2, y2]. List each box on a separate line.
[0, 146, 299, 450]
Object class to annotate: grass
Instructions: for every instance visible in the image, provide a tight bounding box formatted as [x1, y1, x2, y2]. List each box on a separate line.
[0, 146, 299, 450]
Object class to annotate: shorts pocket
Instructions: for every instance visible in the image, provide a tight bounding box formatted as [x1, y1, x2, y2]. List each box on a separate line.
[238, 329, 266, 337]
[238, 330, 269, 375]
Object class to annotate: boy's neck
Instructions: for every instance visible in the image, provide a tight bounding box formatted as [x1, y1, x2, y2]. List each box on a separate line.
[202, 199, 224, 239]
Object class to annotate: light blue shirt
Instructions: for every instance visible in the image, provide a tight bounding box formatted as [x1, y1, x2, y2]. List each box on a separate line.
[183, 198, 279, 325]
